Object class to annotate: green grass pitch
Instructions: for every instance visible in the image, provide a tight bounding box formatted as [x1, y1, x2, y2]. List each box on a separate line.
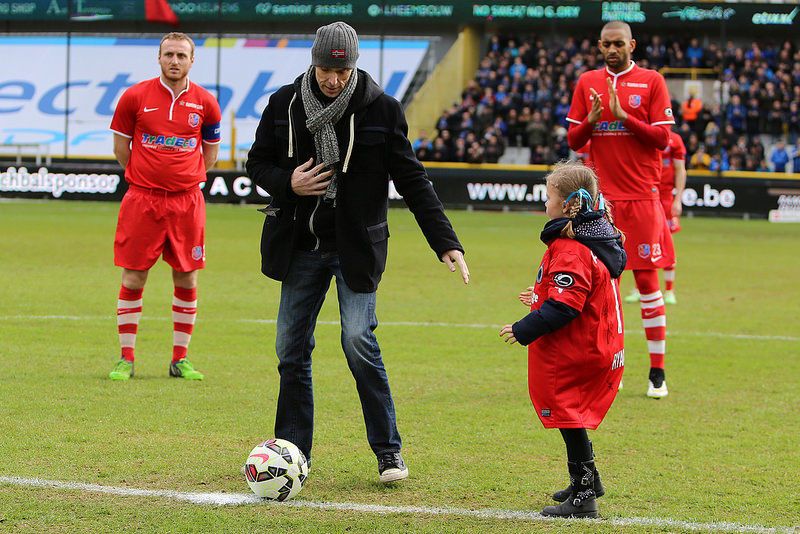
[0, 200, 798, 532]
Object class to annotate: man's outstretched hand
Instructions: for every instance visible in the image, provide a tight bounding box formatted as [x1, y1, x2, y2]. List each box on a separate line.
[441, 250, 470, 284]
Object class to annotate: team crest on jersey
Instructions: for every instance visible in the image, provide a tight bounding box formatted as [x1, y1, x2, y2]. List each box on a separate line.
[628, 94, 642, 108]
[192, 245, 204, 261]
[638, 243, 651, 258]
[188, 112, 200, 128]
[553, 273, 575, 288]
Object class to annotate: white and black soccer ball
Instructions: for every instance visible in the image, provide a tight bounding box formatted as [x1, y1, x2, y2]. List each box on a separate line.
[244, 438, 309, 501]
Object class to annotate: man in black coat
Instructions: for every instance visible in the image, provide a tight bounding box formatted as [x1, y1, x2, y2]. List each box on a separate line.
[246, 21, 469, 483]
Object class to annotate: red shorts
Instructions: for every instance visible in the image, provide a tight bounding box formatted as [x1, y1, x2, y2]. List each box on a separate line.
[114, 184, 206, 272]
[610, 199, 675, 270]
[660, 192, 681, 233]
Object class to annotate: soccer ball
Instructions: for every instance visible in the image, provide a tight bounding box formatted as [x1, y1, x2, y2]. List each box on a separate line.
[244, 438, 309, 501]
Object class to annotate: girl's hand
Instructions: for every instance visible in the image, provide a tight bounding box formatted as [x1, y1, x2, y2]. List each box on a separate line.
[519, 286, 534, 306]
[499, 324, 518, 344]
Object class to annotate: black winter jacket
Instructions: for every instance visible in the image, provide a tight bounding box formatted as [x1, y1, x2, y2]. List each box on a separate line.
[246, 70, 463, 293]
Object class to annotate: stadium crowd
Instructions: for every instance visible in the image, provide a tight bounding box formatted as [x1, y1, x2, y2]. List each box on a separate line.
[416, 34, 800, 173]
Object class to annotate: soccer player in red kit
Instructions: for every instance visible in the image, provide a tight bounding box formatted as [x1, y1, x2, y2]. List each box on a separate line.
[108, 32, 221, 381]
[500, 163, 626, 518]
[566, 21, 674, 398]
[625, 129, 686, 305]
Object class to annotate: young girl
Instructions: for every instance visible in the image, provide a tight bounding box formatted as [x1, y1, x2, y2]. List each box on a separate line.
[500, 162, 626, 518]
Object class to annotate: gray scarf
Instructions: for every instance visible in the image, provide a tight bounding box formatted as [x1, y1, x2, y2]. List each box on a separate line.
[301, 66, 358, 204]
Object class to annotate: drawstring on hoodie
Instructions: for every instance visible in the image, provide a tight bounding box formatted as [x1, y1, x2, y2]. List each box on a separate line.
[342, 113, 355, 173]
[287, 92, 297, 158]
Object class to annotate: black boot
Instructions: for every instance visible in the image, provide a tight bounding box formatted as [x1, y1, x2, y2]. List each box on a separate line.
[542, 460, 599, 518]
[551, 441, 604, 502]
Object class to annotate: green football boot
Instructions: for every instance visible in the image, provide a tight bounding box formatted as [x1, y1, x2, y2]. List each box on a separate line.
[623, 289, 641, 303]
[109, 359, 134, 381]
[169, 358, 204, 380]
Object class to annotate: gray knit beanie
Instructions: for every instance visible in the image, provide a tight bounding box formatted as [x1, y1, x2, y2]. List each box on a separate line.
[311, 22, 359, 69]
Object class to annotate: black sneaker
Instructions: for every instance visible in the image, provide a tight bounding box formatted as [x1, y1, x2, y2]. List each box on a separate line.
[377, 451, 408, 483]
[647, 367, 668, 398]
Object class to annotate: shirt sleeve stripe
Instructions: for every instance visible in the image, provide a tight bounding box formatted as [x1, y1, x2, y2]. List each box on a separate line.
[566, 117, 582, 125]
[110, 129, 133, 139]
[651, 120, 676, 126]
[202, 139, 222, 145]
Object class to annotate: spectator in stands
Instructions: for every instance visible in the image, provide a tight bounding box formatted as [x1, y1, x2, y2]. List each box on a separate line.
[792, 139, 800, 172]
[769, 140, 790, 172]
[681, 89, 703, 134]
[525, 111, 550, 156]
[726, 94, 746, 133]
[689, 144, 711, 170]
[452, 137, 467, 163]
[483, 135, 504, 163]
[686, 38, 705, 68]
[431, 137, 451, 162]
[506, 108, 526, 148]
[412, 130, 432, 153]
[509, 56, 527, 79]
[466, 141, 484, 164]
[554, 94, 571, 128]
[745, 97, 762, 137]
[647, 35, 667, 69]
[765, 100, 786, 140]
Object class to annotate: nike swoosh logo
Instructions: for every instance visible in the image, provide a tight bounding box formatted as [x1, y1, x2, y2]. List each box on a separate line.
[143, 107, 158, 112]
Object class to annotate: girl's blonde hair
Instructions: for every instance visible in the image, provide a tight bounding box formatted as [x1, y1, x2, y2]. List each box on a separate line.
[545, 161, 622, 240]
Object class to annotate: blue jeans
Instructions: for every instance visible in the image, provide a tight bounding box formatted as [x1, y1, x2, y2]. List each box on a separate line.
[274, 250, 402, 460]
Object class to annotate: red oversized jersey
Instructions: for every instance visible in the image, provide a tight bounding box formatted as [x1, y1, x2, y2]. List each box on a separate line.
[659, 131, 686, 196]
[567, 63, 675, 201]
[110, 77, 221, 192]
[527, 238, 624, 430]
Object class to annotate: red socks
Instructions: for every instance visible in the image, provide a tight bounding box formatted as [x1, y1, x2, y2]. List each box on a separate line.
[664, 266, 676, 292]
[633, 269, 666, 369]
[117, 286, 143, 362]
[172, 286, 198, 363]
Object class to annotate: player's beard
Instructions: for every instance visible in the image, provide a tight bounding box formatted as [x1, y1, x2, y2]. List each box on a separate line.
[605, 51, 629, 71]
[161, 64, 189, 84]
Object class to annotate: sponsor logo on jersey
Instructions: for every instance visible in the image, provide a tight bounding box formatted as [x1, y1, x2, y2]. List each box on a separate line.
[594, 120, 627, 132]
[638, 243, 651, 258]
[553, 273, 575, 287]
[536, 265, 543, 283]
[665, 107, 674, 117]
[625, 81, 648, 88]
[629, 94, 642, 108]
[188, 112, 200, 128]
[181, 101, 204, 110]
[192, 245, 204, 261]
[141, 133, 198, 149]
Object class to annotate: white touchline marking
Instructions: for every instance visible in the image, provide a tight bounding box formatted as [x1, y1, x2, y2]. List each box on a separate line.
[0, 477, 791, 533]
[0, 315, 797, 342]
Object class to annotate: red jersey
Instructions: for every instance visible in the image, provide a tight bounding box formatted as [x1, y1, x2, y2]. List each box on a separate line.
[527, 238, 624, 429]
[576, 141, 592, 169]
[110, 77, 221, 192]
[567, 63, 675, 201]
[659, 131, 686, 196]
